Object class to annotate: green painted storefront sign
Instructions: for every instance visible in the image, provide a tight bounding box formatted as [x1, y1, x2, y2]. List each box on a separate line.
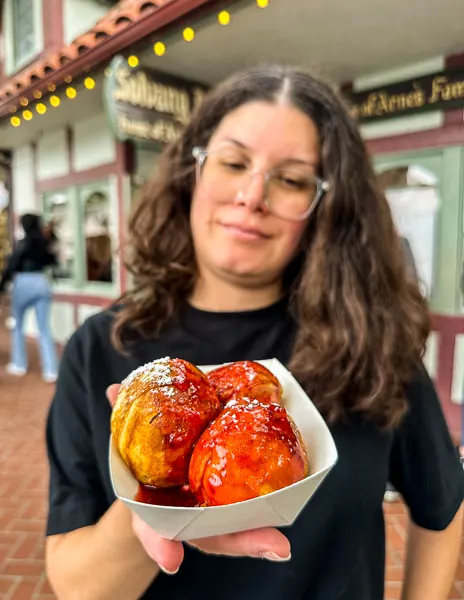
[104, 55, 207, 148]
[348, 69, 464, 123]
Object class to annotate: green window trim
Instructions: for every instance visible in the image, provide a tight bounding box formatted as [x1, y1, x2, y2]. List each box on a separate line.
[42, 180, 118, 295]
[374, 146, 464, 314]
[3, 0, 44, 76]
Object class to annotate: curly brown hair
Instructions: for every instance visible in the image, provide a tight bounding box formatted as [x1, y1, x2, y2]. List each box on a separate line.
[112, 65, 430, 430]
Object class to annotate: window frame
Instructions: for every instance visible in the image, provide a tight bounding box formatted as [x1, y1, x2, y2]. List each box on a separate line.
[43, 187, 76, 285]
[42, 178, 118, 297]
[3, 0, 44, 75]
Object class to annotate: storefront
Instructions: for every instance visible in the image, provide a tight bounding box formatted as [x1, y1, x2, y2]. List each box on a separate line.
[0, 0, 463, 436]
[345, 59, 464, 437]
[0, 0, 216, 343]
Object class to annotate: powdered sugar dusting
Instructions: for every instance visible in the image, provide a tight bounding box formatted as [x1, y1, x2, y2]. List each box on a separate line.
[243, 362, 258, 382]
[122, 357, 173, 389]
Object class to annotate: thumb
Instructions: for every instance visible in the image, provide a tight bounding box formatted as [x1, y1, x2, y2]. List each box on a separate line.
[106, 384, 121, 407]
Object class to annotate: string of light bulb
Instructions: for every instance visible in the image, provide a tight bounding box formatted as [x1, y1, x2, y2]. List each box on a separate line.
[9, 0, 270, 128]
[10, 76, 96, 127]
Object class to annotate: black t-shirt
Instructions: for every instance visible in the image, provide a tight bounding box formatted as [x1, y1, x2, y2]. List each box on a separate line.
[45, 300, 464, 600]
[0, 235, 57, 292]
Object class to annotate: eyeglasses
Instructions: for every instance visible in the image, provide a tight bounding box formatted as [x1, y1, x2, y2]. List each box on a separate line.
[192, 146, 329, 221]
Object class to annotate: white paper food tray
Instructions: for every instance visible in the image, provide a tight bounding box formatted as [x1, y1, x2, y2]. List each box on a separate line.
[109, 358, 338, 541]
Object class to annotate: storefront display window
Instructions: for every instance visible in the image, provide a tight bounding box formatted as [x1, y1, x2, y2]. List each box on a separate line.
[44, 190, 75, 280]
[13, 0, 35, 66]
[83, 189, 113, 284]
[43, 181, 115, 291]
[377, 165, 440, 300]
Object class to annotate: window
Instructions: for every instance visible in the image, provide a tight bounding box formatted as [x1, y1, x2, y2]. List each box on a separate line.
[3, 0, 43, 74]
[13, 0, 35, 66]
[377, 165, 440, 299]
[43, 181, 116, 291]
[44, 191, 75, 280]
[83, 189, 113, 284]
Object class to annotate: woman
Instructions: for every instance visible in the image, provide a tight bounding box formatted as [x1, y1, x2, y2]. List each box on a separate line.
[0, 213, 58, 382]
[45, 66, 463, 600]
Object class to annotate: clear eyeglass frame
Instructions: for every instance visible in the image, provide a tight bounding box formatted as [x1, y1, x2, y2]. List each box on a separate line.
[192, 146, 330, 222]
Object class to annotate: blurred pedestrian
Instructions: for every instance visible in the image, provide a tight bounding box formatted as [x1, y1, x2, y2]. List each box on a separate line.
[0, 213, 59, 382]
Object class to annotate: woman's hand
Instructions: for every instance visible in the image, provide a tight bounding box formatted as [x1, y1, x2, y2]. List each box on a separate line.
[106, 384, 291, 575]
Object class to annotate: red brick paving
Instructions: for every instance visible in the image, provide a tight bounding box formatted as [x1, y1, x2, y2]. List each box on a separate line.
[0, 327, 56, 600]
[0, 326, 463, 599]
[384, 500, 464, 599]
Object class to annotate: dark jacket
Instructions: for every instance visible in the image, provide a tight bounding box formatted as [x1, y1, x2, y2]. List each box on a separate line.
[0, 234, 57, 292]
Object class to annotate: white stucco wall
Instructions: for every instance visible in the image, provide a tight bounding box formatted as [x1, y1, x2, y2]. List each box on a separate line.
[12, 145, 36, 214]
[36, 128, 69, 181]
[77, 304, 102, 326]
[63, 0, 107, 45]
[73, 113, 117, 172]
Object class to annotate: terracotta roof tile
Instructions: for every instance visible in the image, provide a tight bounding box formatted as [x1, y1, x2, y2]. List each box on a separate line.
[0, 0, 168, 111]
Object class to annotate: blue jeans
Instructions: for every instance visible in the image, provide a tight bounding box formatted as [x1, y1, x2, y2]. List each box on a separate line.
[11, 273, 58, 377]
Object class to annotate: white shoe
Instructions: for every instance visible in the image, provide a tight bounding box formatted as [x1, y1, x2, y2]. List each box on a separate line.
[5, 363, 27, 377]
[42, 373, 57, 383]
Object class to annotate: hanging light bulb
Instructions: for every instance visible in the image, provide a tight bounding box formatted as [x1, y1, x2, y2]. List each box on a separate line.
[183, 27, 195, 42]
[66, 87, 77, 99]
[36, 103, 47, 115]
[84, 77, 96, 90]
[218, 11, 231, 25]
[127, 55, 139, 68]
[11, 116, 20, 127]
[154, 42, 166, 56]
[50, 95, 61, 107]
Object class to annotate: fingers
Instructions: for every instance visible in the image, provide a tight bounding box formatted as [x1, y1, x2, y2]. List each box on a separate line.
[132, 515, 184, 575]
[106, 384, 121, 407]
[132, 514, 290, 575]
[189, 527, 291, 562]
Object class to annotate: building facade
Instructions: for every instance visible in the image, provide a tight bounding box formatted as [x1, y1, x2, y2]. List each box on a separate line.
[346, 57, 464, 437]
[0, 0, 463, 437]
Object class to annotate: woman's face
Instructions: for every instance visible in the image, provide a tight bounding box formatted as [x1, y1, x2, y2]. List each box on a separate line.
[190, 101, 321, 288]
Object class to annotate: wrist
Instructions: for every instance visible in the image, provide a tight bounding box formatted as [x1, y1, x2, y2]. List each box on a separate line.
[97, 500, 138, 544]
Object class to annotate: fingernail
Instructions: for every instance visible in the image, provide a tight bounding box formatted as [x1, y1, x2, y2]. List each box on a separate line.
[259, 551, 291, 562]
[159, 565, 179, 575]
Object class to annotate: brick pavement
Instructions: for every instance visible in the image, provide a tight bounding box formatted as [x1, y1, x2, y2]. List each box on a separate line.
[384, 501, 464, 599]
[0, 329, 55, 600]
[0, 326, 463, 599]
